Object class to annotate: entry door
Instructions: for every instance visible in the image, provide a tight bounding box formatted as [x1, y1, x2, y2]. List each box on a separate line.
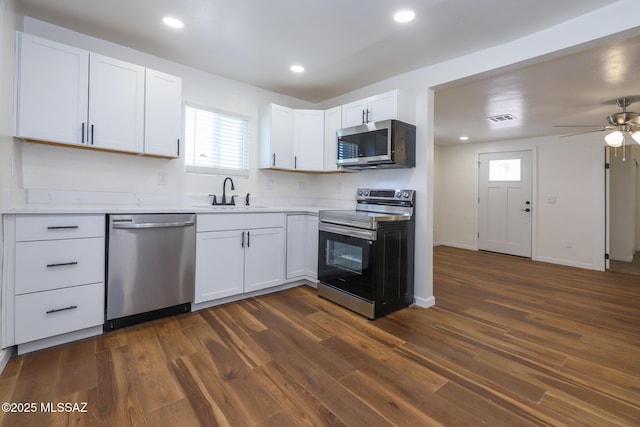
[478, 151, 532, 257]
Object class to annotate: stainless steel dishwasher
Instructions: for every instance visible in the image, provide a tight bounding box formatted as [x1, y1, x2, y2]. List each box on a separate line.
[105, 213, 196, 330]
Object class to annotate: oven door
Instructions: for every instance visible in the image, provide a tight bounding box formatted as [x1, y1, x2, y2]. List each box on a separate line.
[317, 223, 376, 302]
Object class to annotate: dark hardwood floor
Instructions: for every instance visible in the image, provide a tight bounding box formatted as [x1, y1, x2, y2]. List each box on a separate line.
[1, 245, 639, 426]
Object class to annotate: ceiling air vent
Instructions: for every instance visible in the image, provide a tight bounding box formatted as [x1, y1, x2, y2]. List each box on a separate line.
[487, 113, 517, 123]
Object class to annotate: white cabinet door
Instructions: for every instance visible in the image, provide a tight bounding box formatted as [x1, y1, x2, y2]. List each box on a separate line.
[341, 90, 399, 127]
[286, 215, 307, 279]
[195, 230, 244, 303]
[262, 104, 294, 169]
[14, 32, 89, 145]
[305, 215, 319, 278]
[324, 106, 342, 171]
[341, 99, 368, 127]
[368, 90, 398, 123]
[144, 68, 182, 157]
[293, 109, 324, 171]
[244, 227, 285, 293]
[89, 53, 145, 153]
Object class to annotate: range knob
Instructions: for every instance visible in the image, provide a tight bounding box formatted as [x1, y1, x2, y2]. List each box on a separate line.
[402, 191, 410, 198]
[357, 190, 363, 196]
[363, 190, 369, 196]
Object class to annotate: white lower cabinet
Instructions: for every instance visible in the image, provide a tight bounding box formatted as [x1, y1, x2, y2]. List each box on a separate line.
[15, 283, 103, 345]
[195, 230, 245, 302]
[195, 213, 285, 304]
[286, 214, 318, 280]
[2, 214, 105, 352]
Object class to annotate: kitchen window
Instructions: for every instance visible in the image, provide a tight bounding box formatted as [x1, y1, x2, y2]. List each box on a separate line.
[184, 104, 249, 175]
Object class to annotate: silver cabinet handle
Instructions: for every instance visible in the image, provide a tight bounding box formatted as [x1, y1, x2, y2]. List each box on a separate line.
[112, 221, 195, 229]
[46, 261, 78, 268]
[241, 231, 245, 248]
[247, 230, 250, 247]
[272, 153, 276, 167]
[90, 124, 94, 145]
[46, 305, 78, 314]
[47, 225, 78, 230]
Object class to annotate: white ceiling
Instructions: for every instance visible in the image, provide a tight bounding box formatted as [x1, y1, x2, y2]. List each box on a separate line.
[13, 0, 640, 145]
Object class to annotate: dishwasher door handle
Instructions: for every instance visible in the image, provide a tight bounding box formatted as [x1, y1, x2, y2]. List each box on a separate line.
[112, 221, 195, 229]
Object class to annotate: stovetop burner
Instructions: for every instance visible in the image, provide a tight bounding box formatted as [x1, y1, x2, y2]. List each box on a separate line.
[319, 188, 415, 230]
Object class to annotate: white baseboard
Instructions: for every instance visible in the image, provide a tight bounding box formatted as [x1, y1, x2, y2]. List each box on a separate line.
[533, 256, 594, 270]
[434, 241, 476, 251]
[610, 255, 634, 262]
[414, 295, 435, 308]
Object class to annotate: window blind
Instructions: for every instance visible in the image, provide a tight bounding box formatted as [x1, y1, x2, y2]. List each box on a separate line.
[184, 105, 249, 175]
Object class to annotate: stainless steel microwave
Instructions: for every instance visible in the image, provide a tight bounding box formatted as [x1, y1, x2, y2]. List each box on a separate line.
[336, 119, 416, 169]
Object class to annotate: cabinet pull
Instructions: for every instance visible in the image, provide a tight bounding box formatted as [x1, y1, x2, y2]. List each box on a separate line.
[241, 231, 245, 248]
[272, 153, 276, 167]
[81, 122, 85, 144]
[46, 261, 78, 268]
[366, 109, 371, 123]
[362, 110, 365, 124]
[294, 156, 297, 169]
[47, 225, 79, 230]
[247, 231, 250, 247]
[177, 138, 180, 157]
[90, 124, 94, 145]
[46, 305, 78, 314]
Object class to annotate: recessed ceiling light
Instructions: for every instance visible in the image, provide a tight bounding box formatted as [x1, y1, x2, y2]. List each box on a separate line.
[290, 65, 305, 73]
[393, 10, 415, 23]
[163, 17, 184, 29]
[459, 136, 469, 141]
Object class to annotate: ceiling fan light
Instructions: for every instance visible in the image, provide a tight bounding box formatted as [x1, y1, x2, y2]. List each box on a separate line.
[605, 130, 624, 147]
[632, 131, 640, 144]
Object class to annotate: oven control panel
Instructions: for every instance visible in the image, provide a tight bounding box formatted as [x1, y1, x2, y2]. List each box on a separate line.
[356, 189, 414, 201]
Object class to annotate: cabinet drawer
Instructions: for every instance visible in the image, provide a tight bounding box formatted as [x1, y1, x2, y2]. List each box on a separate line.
[16, 214, 105, 241]
[15, 282, 104, 344]
[15, 238, 105, 294]
[197, 213, 284, 232]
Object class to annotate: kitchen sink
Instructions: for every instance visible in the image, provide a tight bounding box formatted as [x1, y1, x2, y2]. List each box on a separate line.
[193, 205, 270, 210]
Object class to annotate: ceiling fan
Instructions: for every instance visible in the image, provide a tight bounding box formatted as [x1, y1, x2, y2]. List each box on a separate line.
[555, 97, 640, 147]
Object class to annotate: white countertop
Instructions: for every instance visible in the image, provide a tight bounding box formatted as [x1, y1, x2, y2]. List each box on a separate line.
[1, 203, 325, 215]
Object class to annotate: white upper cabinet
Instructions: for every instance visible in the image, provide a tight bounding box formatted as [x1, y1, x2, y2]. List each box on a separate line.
[14, 32, 182, 158]
[293, 109, 324, 171]
[260, 104, 294, 169]
[88, 54, 145, 153]
[341, 89, 400, 127]
[341, 98, 369, 128]
[367, 90, 399, 123]
[144, 69, 182, 157]
[15, 32, 89, 145]
[324, 106, 342, 171]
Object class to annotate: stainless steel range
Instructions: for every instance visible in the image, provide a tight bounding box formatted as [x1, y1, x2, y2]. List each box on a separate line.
[317, 189, 415, 319]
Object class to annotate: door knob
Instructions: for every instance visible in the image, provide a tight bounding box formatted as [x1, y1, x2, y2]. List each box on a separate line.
[521, 208, 530, 212]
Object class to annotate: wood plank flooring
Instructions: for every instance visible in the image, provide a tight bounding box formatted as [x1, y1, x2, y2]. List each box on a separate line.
[1, 245, 639, 426]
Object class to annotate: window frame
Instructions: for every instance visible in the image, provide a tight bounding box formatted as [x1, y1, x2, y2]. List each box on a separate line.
[183, 103, 250, 176]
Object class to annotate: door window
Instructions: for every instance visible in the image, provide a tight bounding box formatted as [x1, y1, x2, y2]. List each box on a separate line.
[489, 158, 521, 181]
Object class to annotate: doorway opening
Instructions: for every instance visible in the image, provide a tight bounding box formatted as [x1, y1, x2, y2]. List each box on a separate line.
[607, 144, 640, 275]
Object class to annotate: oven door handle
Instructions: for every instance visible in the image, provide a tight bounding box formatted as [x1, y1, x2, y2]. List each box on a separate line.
[319, 222, 376, 241]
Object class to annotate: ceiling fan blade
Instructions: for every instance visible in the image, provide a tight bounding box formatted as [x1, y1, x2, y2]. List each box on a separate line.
[554, 125, 605, 127]
[559, 129, 606, 138]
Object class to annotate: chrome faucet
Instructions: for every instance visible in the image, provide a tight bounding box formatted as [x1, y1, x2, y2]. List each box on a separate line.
[221, 176, 235, 205]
